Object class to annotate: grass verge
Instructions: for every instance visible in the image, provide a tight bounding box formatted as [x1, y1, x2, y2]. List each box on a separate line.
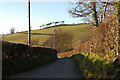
[71, 52, 120, 79]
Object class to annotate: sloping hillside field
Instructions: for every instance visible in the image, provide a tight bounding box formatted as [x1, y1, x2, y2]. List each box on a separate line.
[3, 24, 93, 49]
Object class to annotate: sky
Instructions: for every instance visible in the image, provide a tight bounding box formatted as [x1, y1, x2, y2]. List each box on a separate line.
[0, 0, 83, 34]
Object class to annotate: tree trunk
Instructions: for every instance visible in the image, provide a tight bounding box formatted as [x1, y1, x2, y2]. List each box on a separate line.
[103, 0, 108, 21]
[92, 2, 98, 27]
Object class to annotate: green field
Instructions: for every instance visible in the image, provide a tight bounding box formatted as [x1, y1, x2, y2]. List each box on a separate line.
[0, 35, 2, 39]
[3, 24, 93, 48]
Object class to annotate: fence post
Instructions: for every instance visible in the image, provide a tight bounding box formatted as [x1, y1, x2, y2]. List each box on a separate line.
[53, 29, 57, 49]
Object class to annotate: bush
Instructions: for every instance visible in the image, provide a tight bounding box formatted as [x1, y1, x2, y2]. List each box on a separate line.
[43, 29, 73, 53]
[2, 54, 57, 78]
[2, 41, 57, 58]
[2, 41, 58, 78]
[72, 52, 120, 78]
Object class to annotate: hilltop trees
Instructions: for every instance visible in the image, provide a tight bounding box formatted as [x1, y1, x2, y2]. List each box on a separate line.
[60, 21, 65, 24]
[54, 21, 64, 26]
[54, 21, 59, 26]
[46, 22, 52, 27]
[39, 21, 65, 28]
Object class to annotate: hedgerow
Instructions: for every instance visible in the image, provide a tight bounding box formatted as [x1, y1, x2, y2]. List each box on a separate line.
[72, 52, 120, 79]
[2, 41, 58, 78]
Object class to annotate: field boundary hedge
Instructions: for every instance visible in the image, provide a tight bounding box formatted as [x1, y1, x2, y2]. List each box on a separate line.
[2, 41, 58, 78]
[2, 41, 57, 58]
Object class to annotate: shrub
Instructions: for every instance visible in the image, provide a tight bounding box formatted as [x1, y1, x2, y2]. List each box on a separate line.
[2, 41, 57, 58]
[2, 41, 58, 78]
[2, 54, 57, 78]
[72, 52, 120, 78]
[43, 29, 73, 53]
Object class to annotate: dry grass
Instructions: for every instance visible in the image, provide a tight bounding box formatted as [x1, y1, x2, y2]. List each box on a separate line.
[3, 24, 93, 48]
[43, 29, 73, 52]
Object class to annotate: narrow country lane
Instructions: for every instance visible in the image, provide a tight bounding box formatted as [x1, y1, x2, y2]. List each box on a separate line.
[7, 58, 82, 78]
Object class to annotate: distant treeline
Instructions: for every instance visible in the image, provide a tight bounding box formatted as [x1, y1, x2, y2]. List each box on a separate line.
[41, 23, 89, 29]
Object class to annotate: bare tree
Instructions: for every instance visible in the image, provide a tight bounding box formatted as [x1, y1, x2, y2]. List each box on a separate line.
[60, 21, 65, 24]
[10, 27, 15, 34]
[55, 21, 59, 26]
[40, 24, 46, 28]
[69, 1, 115, 27]
[46, 22, 52, 27]
[69, 1, 98, 27]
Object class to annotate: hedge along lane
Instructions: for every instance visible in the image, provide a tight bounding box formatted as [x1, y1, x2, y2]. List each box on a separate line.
[2, 41, 58, 78]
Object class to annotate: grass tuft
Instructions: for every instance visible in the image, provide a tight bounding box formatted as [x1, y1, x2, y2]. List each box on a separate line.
[72, 52, 120, 78]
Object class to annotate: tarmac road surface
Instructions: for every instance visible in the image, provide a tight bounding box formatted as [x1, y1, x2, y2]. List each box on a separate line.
[8, 58, 82, 78]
